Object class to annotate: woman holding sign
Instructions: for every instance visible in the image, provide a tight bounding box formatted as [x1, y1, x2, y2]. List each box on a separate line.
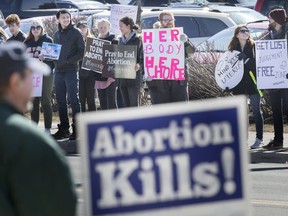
[118, 16, 143, 107]
[24, 19, 54, 134]
[228, 25, 264, 149]
[95, 19, 117, 110]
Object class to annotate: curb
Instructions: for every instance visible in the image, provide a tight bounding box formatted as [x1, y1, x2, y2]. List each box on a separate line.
[250, 148, 288, 163]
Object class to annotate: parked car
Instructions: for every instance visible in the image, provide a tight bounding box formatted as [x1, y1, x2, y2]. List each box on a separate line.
[89, 8, 236, 45]
[0, 0, 109, 19]
[254, 0, 287, 16]
[195, 21, 269, 63]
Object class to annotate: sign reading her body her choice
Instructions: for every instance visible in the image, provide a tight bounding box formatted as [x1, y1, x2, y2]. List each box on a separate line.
[102, 44, 137, 79]
[40, 42, 62, 60]
[215, 50, 244, 90]
[82, 37, 111, 73]
[77, 96, 251, 216]
[31, 72, 43, 97]
[255, 39, 288, 89]
[142, 28, 185, 80]
[110, 4, 138, 36]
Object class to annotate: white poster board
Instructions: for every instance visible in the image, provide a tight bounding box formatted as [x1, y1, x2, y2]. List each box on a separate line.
[31, 72, 43, 97]
[142, 28, 185, 80]
[40, 42, 62, 60]
[77, 96, 251, 216]
[255, 39, 288, 89]
[215, 50, 244, 90]
[110, 4, 138, 36]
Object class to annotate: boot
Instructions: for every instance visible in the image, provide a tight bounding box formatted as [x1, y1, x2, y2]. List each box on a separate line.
[52, 124, 70, 140]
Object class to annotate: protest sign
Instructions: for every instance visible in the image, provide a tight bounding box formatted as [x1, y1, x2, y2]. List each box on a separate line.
[77, 96, 251, 216]
[31, 72, 43, 97]
[110, 4, 138, 36]
[40, 42, 61, 60]
[215, 50, 244, 90]
[255, 39, 288, 89]
[102, 44, 137, 79]
[142, 28, 185, 80]
[82, 37, 111, 73]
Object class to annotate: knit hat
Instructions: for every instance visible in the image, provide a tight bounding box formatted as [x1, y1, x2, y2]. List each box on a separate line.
[269, 8, 287, 25]
[30, 19, 44, 28]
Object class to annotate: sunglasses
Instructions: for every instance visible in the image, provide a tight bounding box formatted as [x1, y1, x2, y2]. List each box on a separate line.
[31, 26, 42, 31]
[239, 29, 249, 34]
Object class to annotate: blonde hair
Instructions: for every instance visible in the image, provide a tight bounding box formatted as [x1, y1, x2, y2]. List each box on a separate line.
[97, 18, 111, 29]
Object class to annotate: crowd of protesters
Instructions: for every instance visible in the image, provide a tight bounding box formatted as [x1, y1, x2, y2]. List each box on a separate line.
[1, 8, 288, 149]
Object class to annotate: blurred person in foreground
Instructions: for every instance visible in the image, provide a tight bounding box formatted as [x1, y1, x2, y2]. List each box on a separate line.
[5, 14, 26, 42]
[262, 8, 288, 150]
[24, 19, 55, 134]
[0, 42, 77, 216]
[228, 25, 264, 149]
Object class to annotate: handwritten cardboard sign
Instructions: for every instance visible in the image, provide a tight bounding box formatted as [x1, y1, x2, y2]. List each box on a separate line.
[215, 50, 244, 90]
[31, 72, 43, 97]
[142, 28, 185, 80]
[102, 44, 137, 79]
[110, 4, 138, 36]
[255, 39, 288, 89]
[77, 96, 251, 216]
[82, 37, 111, 73]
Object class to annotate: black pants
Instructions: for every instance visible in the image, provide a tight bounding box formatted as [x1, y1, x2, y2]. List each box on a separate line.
[97, 82, 117, 110]
[79, 76, 96, 112]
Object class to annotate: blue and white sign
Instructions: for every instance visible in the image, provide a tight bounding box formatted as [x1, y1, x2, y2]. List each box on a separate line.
[77, 96, 250, 216]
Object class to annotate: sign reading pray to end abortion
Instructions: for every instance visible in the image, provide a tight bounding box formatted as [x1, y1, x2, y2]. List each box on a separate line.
[255, 39, 288, 89]
[215, 50, 244, 90]
[77, 96, 251, 216]
[142, 28, 185, 80]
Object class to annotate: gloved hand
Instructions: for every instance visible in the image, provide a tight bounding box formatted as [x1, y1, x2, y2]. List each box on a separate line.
[237, 52, 246, 61]
[180, 34, 188, 43]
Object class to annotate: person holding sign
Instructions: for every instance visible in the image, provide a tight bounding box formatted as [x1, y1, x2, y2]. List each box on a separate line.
[262, 8, 288, 150]
[118, 16, 143, 107]
[95, 19, 117, 110]
[24, 19, 54, 134]
[228, 25, 264, 149]
[146, 11, 193, 104]
[0, 42, 77, 216]
[53, 9, 85, 140]
[77, 20, 97, 112]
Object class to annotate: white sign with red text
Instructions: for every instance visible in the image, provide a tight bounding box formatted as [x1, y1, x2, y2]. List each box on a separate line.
[31, 72, 43, 97]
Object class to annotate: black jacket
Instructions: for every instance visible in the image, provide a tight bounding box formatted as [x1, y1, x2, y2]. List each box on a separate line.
[118, 32, 143, 87]
[54, 23, 85, 72]
[231, 43, 257, 96]
[24, 34, 55, 71]
[7, 31, 26, 42]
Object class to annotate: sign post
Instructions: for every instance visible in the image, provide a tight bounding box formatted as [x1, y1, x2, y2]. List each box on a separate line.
[77, 96, 251, 216]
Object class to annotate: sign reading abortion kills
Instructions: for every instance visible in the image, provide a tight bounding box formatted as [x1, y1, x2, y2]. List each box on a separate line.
[215, 50, 244, 90]
[77, 96, 250, 216]
[142, 28, 185, 80]
[255, 39, 288, 89]
[82, 37, 111, 73]
[102, 44, 137, 79]
[31, 72, 43, 97]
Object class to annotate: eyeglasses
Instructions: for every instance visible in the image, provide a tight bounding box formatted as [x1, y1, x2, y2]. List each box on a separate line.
[31, 26, 42, 31]
[162, 19, 175, 23]
[239, 29, 249, 34]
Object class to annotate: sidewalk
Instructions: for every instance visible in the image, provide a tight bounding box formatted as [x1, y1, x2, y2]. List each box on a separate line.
[43, 122, 288, 164]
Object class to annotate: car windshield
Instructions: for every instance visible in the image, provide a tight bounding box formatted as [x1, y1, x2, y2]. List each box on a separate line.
[197, 26, 267, 52]
[227, 11, 267, 25]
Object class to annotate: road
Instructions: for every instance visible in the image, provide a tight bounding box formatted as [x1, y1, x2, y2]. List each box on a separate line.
[67, 156, 288, 216]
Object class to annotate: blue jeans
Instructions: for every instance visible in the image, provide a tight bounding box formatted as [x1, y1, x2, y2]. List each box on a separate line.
[249, 93, 264, 140]
[54, 71, 80, 129]
[269, 89, 288, 142]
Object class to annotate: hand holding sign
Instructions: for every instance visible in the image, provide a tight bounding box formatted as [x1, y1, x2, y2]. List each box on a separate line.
[215, 50, 244, 90]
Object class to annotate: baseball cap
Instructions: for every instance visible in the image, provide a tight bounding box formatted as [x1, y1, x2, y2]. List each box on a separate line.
[0, 41, 50, 77]
[77, 20, 88, 28]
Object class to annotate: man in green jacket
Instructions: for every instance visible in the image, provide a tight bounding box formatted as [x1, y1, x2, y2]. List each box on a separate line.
[0, 42, 77, 216]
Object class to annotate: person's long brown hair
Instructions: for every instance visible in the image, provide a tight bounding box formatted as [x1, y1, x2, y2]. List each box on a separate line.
[228, 25, 254, 51]
[24, 25, 44, 42]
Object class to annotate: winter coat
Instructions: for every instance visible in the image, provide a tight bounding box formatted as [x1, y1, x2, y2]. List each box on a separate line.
[118, 31, 143, 88]
[7, 31, 26, 42]
[231, 43, 258, 96]
[24, 34, 55, 71]
[54, 23, 85, 72]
